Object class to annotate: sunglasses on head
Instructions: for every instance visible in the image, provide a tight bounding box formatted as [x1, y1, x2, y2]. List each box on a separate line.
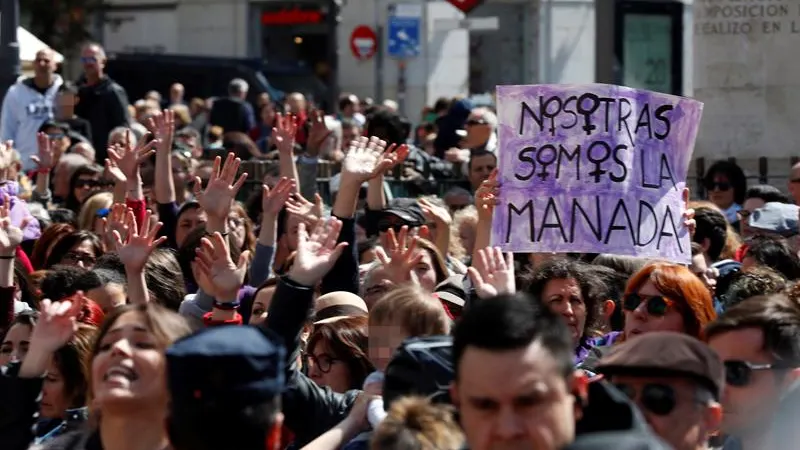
[466, 118, 489, 127]
[705, 181, 731, 191]
[724, 360, 788, 387]
[614, 383, 679, 416]
[623, 293, 673, 316]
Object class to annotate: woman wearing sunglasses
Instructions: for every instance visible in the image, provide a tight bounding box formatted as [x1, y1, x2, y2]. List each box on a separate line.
[623, 263, 717, 340]
[702, 160, 747, 225]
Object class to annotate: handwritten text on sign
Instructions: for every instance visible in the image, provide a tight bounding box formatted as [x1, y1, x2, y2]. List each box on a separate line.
[491, 84, 703, 263]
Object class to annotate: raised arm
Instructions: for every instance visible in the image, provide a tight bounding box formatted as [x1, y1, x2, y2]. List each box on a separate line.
[193, 152, 248, 235]
[113, 209, 166, 304]
[274, 113, 301, 194]
[149, 111, 177, 204]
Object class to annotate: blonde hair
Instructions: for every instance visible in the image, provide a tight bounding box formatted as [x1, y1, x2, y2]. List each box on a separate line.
[78, 192, 113, 231]
[369, 284, 450, 336]
[449, 205, 478, 261]
[371, 396, 464, 450]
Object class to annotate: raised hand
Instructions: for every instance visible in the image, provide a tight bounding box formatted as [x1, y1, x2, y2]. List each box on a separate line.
[113, 209, 166, 273]
[341, 136, 392, 183]
[418, 197, 452, 226]
[475, 168, 499, 220]
[147, 110, 175, 155]
[288, 217, 348, 286]
[101, 203, 131, 249]
[306, 109, 333, 156]
[104, 151, 127, 185]
[286, 192, 324, 224]
[32, 134, 55, 170]
[193, 152, 248, 220]
[682, 187, 696, 238]
[29, 297, 82, 353]
[107, 129, 158, 180]
[272, 113, 298, 156]
[0, 194, 24, 256]
[262, 177, 295, 217]
[467, 246, 516, 299]
[194, 232, 250, 300]
[375, 226, 425, 285]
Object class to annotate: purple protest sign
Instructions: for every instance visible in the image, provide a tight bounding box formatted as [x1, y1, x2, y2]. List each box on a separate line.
[491, 84, 703, 263]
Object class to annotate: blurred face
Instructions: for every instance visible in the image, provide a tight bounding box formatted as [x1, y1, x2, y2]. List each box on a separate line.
[108, 132, 128, 148]
[706, 174, 735, 210]
[57, 92, 78, 113]
[87, 283, 127, 313]
[362, 270, 393, 309]
[0, 323, 32, 366]
[469, 154, 497, 191]
[690, 254, 716, 294]
[73, 174, 100, 204]
[788, 165, 800, 204]
[287, 94, 306, 114]
[260, 103, 276, 125]
[176, 207, 208, 247]
[81, 45, 105, 80]
[458, 219, 477, 257]
[61, 240, 98, 269]
[307, 340, 352, 393]
[249, 286, 276, 326]
[71, 143, 95, 162]
[445, 192, 472, 214]
[91, 311, 167, 412]
[414, 250, 438, 292]
[452, 342, 580, 450]
[43, 125, 70, 154]
[368, 323, 408, 372]
[228, 212, 247, 251]
[285, 215, 303, 251]
[464, 112, 492, 147]
[623, 280, 686, 338]
[610, 375, 719, 450]
[341, 125, 361, 150]
[40, 360, 69, 419]
[739, 197, 766, 237]
[34, 50, 57, 78]
[542, 278, 586, 346]
[709, 327, 787, 438]
[170, 84, 184, 102]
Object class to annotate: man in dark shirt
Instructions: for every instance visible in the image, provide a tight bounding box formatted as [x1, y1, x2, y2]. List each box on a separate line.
[208, 78, 256, 134]
[55, 82, 92, 146]
[74, 42, 130, 162]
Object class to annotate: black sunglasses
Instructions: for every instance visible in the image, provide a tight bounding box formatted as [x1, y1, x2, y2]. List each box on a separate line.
[705, 181, 731, 191]
[466, 118, 489, 126]
[614, 383, 678, 416]
[623, 293, 673, 316]
[724, 360, 785, 387]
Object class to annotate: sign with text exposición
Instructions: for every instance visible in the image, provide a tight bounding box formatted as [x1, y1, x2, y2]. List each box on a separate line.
[491, 84, 703, 263]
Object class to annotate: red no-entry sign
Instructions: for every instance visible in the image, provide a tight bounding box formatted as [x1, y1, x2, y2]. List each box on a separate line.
[350, 25, 378, 61]
[446, 0, 485, 14]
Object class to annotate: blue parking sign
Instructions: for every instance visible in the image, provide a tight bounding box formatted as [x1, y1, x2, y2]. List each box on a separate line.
[387, 15, 421, 58]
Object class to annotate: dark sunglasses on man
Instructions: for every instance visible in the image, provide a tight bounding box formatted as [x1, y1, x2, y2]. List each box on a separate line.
[704, 181, 731, 191]
[622, 293, 674, 316]
[465, 118, 489, 127]
[613, 382, 711, 416]
[724, 360, 795, 387]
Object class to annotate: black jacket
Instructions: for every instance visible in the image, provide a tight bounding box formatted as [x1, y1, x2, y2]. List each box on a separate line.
[208, 97, 254, 134]
[74, 76, 130, 161]
[37, 429, 103, 450]
[260, 215, 360, 447]
[0, 361, 45, 450]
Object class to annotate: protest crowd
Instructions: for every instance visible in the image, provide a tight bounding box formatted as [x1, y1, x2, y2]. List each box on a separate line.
[2, 42, 800, 450]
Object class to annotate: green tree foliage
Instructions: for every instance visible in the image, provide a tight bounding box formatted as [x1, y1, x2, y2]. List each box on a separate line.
[22, 0, 103, 53]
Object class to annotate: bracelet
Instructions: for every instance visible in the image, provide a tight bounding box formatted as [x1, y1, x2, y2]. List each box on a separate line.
[213, 299, 240, 311]
[0, 255, 13, 260]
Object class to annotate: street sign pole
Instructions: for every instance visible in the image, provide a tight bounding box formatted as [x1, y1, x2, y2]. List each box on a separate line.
[397, 60, 406, 115]
[374, 0, 384, 102]
[0, 0, 20, 104]
[387, 4, 421, 117]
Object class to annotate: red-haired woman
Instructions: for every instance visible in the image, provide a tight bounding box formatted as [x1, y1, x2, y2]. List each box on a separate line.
[581, 262, 717, 372]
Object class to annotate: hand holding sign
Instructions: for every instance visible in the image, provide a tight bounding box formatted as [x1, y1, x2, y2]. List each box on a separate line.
[491, 84, 702, 263]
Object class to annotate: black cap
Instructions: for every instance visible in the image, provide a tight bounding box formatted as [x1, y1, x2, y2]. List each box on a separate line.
[38, 120, 70, 134]
[377, 198, 427, 230]
[167, 326, 286, 411]
[596, 332, 724, 400]
[383, 335, 453, 409]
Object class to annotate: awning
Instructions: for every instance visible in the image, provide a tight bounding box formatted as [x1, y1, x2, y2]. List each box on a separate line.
[18, 26, 64, 63]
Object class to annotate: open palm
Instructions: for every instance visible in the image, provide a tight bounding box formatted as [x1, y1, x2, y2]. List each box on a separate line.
[467, 246, 516, 299]
[30, 298, 82, 353]
[193, 152, 248, 220]
[341, 136, 390, 183]
[375, 226, 424, 285]
[194, 232, 250, 299]
[273, 113, 298, 156]
[0, 194, 23, 254]
[114, 210, 166, 273]
[289, 218, 348, 286]
[107, 129, 158, 180]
